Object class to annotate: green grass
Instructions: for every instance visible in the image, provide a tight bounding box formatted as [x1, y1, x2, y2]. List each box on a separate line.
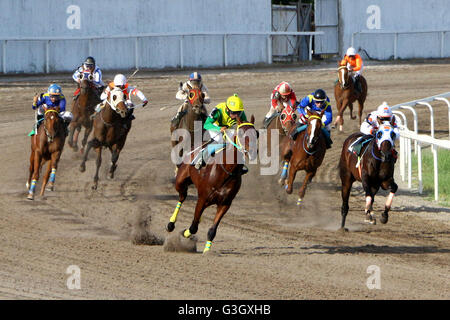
[411, 147, 450, 206]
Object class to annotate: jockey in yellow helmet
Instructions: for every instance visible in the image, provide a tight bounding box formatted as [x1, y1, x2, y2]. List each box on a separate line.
[193, 94, 247, 169]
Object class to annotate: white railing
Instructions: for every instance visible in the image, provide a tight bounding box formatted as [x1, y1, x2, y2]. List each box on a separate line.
[351, 30, 450, 59]
[1, 31, 324, 74]
[392, 92, 450, 201]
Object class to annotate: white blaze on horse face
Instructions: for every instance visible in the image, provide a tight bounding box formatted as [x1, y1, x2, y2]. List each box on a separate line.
[340, 68, 346, 87]
[309, 118, 317, 145]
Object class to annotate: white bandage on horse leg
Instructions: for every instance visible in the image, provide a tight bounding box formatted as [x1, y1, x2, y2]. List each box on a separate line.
[385, 192, 395, 209]
[365, 196, 372, 212]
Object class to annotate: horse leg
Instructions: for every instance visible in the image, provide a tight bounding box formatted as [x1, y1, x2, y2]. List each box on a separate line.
[285, 162, 298, 195]
[297, 170, 316, 206]
[203, 204, 230, 253]
[358, 99, 364, 126]
[338, 99, 350, 131]
[109, 145, 120, 179]
[92, 146, 102, 190]
[39, 160, 52, 196]
[362, 179, 376, 225]
[182, 198, 207, 241]
[278, 160, 289, 186]
[27, 151, 42, 200]
[27, 149, 35, 190]
[349, 103, 356, 120]
[67, 121, 75, 148]
[80, 124, 93, 155]
[167, 167, 191, 232]
[332, 98, 342, 129]
[80, 138, 99, 172]
[44, 151, 62, 193]
[380, 180, 398, 224]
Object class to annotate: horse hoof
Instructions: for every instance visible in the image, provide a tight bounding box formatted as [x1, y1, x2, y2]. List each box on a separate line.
[79, 164, 85, 173]
[364, 214, 376, 225]
[166, 222, 175, 232]
[92, 184, 97, 190]
[285, 185, 293, 194]
[337, 227, 349, 234]
[27, 194, 34, 200]
[380, 214, 389, 224]
[278, 178, 286, 186]
[46, 184, 54, 192]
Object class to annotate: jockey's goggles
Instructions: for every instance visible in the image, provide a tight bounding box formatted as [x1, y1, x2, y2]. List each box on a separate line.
[49, 94, 60, 99]
[229, 110, 242, 116]
[378, 116, 391, 122]
[84, 63, 94, 69]
[314, 99, 325, 105]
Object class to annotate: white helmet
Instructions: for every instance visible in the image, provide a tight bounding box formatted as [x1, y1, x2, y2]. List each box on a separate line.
[346, 47, 357, 56]
[376, 102, 393, 120]
[114, 74, 127, 86]
[278, 82, 292, 96]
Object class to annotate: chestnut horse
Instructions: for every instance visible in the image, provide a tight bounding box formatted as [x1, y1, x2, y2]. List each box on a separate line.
[333, 66, 367, 131]
[79, 88, 130, 190]
[279, 108, 327, 205]
[339, 123, 398, 230]
[166, 117, 258, 253]
[264, 104, 297, 157]
[27, 107, 66, 200]
[170, 85, 207, 173]
[68, 71, 102, 154]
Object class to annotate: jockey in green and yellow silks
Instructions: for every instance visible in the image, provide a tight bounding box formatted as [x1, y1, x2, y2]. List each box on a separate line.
[193, 94, 247, 169]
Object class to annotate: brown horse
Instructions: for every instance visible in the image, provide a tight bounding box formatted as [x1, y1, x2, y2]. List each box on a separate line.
[79, 88, 130, 190]
[170, 85, 207, 175]
[264, 104, 297, 157]
[279, 108, 327, 205]
[339, 123, 398, 230]
[333, 66, 367, 131]
[166, 116, 258, 253]
[27, 107, 66, 200]
[68, 72, 102, 154]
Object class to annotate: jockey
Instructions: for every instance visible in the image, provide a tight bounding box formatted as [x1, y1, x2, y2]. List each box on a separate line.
[339, 47, 364, 93]
[263, 81, 297, 127]
[350, 102, 400, 157]
[193, 94, 247, 169]
[30, 84, 73, 136]
[295, 89, 333, 149]
[96, 74, 148, 121]
[172, 72, 210, 128]
[72, 56, 105, 99]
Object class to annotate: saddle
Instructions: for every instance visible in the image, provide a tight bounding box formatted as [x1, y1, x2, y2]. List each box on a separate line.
[348, 135, 373, 156]
[289, 124, 308, 140]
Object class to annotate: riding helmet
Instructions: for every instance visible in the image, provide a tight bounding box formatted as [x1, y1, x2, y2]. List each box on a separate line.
[189, 72, 202, 81]
[48, 84, 62, 96]
[313, 89, 326, 101]
[84, 56, 96, 66]
[278, 82, 292, 96]
[226, 94, 244, 112]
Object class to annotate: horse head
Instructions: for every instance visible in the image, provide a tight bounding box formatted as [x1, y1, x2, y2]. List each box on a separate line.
[279, 105, 297, 135]
[233, 115, 258, 161]
[375, 123, 396, 163]
[305, 108, 325, 150]
[78, 71, 95, 95]
[186, 83, 204, 115]
[338, 65, 350, 89]
[43, 107, 62, 142]
[108, 88, 128, 118]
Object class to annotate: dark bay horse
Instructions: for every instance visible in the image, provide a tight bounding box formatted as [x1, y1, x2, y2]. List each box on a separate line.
[166, 117, 258, 253]
[279, 108, 327, 205]
[68, 71, 102, 154]
[333, 65, 367, 131]
[27, 107, 66, 200]
[264, 104, 297, 158]
[79, 88, 130, 190]
[170, 84, 207, 174]
[339, 123, 398, 230]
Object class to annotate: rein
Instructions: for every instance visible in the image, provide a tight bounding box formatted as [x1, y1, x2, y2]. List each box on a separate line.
[222, 122, 255, 155]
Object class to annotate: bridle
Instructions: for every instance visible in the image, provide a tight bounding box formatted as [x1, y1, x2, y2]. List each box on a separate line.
[43, 109, 60, 143]
[338, 66, 350, 89]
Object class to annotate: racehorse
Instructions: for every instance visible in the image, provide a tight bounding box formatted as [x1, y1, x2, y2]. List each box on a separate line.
[170, 84, 207, 174]
[166, 116, 258, 253]
[279, 108, 327, 205]
[68, 71, 102, 154]
[333, 65, 367, 131]
[79, 88, 130, 190]
[339, 122, 398, 230]
[27, 107, 66, 200]
[264, 104, 297, 157]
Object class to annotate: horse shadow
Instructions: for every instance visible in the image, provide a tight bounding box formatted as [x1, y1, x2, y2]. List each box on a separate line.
[300, 244, 450, 255]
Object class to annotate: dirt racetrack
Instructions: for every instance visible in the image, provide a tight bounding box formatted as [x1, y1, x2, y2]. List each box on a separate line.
[0, 60, 449, 300]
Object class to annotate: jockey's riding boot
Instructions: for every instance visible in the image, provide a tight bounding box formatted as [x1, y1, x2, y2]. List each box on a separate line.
[355, 75, 362, 93]
[194, 148, 209, 170]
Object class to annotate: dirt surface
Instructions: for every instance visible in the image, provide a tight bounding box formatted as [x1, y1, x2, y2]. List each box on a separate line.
[1, 61, 449, 300]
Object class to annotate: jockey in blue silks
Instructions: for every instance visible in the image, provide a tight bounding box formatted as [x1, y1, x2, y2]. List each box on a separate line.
[294, 89, 333, 149]
[29, 84, 73, 136]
